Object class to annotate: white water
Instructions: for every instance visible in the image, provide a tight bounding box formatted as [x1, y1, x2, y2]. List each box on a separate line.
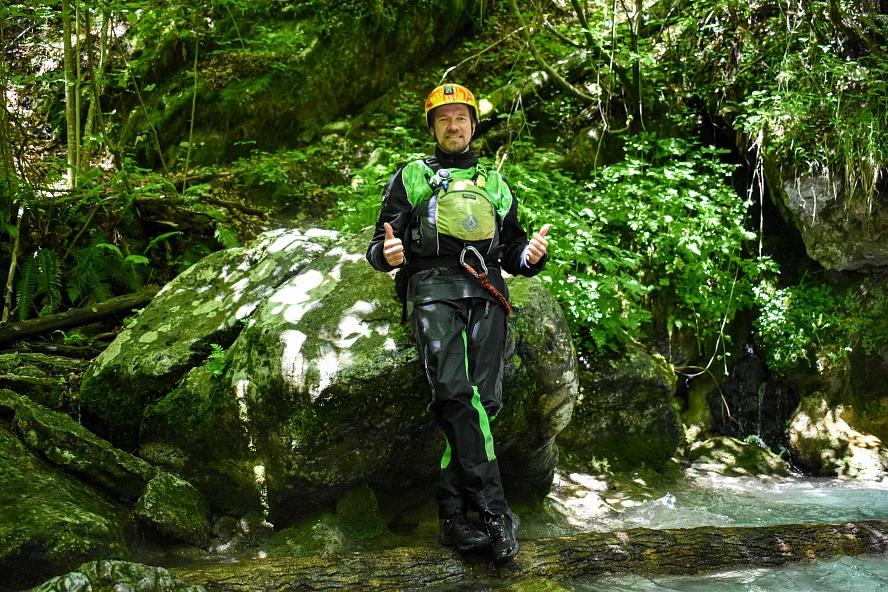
[543, 469, 888, 591]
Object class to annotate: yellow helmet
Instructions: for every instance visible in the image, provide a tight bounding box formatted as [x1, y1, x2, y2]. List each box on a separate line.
[424, 83, 478, 128]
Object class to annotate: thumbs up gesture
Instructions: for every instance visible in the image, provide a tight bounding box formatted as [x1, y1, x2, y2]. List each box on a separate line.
[527, 224, 550, 265]
[383, 222, 405, 267]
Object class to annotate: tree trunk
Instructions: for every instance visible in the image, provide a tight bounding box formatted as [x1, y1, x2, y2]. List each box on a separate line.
[0, 288, 159, 346]
[171, 520, 888, 590]
[61, 0, 78, 188]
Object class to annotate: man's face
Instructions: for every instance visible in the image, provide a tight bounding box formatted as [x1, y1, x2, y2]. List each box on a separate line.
[431, 103, 475, 154]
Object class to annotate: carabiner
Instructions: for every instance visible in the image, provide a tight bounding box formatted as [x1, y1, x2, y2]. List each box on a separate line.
[460, 245, 488, 277]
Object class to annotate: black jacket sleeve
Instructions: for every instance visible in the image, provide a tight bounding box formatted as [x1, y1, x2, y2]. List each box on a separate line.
[366, 167, 412, 273]
[499, 179, 547, 277]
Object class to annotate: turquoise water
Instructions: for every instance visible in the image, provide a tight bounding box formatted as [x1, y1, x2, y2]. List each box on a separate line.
[543, 470, 888, 591]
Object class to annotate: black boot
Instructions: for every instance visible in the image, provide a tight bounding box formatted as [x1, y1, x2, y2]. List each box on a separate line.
[439, 510, 491, 552]
[484, 510, 520, 565]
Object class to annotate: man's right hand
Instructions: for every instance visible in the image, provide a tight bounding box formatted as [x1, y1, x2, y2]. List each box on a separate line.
[383, 222, 405, 267]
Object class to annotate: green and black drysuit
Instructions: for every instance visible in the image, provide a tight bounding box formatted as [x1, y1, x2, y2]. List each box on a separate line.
[366, 147, 547, 518]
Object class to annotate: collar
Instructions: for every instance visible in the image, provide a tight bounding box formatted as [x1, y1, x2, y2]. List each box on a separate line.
[434, 146, 478, 170]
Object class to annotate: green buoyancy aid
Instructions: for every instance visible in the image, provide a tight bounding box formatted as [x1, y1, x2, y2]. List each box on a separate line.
[401, 158, 513, 260]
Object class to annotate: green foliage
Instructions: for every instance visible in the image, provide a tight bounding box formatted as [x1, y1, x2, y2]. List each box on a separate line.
[16, 248, 63, 320]
[214, 225, 241, 249]
[204, 343, 227, 377]
[512, 135, 775, 353]
[754, 279, 888, 375]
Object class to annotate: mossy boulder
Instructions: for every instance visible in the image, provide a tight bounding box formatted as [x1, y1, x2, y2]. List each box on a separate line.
[788, 395, 888, 479]
[558, 341, 681, 470]
[264, 485, 397, 557]
[138, 228, 577, 523]
[0, 427, 131, 590]
[688, 436, 791, 477]
[765, 166, 888, 270]
[25, 560, 204, 592]
[79, 228, 337, 438]
[0, 389, 154, 501]
[135, 471, 211, 548]
[0, 353, 90, 409]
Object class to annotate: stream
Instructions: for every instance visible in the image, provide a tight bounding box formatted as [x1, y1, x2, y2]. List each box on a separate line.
[542, 468, 888, 591]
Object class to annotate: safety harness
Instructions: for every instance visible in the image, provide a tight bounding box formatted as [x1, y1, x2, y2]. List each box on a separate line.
[397, 157, 512, 321]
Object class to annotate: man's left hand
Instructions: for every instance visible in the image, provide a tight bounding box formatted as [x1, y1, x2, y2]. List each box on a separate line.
[527, 224, 550, 265]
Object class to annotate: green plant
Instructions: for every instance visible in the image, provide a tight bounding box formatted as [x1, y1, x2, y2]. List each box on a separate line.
[16, 248, 63, 320]
[204, 343, 228, 377]
[754, 279, 888, 375]
[513, 135, 775, 354]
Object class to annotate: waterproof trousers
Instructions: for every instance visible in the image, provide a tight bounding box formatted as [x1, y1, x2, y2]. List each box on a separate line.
[411, 297, 511, 518]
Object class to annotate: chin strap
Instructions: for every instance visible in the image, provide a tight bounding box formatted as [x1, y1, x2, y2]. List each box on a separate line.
[460, 246, 511, 316]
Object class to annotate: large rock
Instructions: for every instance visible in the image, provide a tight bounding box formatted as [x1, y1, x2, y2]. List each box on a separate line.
[0, 427, 131, 590]
[788, 395, 888, 479]
[558, 342, 682, 470]
[138, 230, 577, 523]
[0, 389, 154, 501]
[135, 471, 211, 548]
[766, 167, 888, 270]
[79, 229, 337, 437]
[25, 560, 204, 592]
[688, 436, 791, 477]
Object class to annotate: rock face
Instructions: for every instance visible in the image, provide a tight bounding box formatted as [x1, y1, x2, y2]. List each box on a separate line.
[0, 353, 90, 409]
[767, 168, 888, 270]
[79, 229, 338, 437]
[557, 342, 681, 470]
[122, 1, 482, 165]
[709, 349, 799, 451]
[788, 395, 888, 479]
[0, 427, 131, 590]
[129, 229, 577, 524]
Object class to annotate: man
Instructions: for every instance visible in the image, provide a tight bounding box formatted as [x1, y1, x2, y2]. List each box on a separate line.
[366, 83, 550, 565]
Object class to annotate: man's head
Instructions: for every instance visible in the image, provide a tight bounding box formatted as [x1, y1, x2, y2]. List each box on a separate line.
[424, 84, 478, 154]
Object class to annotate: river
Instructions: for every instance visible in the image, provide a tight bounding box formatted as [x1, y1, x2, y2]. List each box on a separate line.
[541, 467, 888, 591]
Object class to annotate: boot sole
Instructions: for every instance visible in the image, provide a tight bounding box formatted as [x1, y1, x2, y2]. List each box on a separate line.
[440, 534, 492, 552]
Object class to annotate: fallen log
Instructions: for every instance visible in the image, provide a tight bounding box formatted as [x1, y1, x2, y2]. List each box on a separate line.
[0, 288, 159, 347]
[172, 520, 888, 590]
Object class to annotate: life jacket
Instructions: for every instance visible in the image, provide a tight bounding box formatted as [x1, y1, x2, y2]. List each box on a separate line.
[394, 156, 512, 320]
[408, 156, 500, 261]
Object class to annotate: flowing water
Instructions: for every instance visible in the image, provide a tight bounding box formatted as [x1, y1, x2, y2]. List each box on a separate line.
[540, 468, 888, 591]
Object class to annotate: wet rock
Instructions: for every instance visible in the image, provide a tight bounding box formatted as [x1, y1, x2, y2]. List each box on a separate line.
[709, 348, 799, 451]
[135, 471, 211, 548]
[558, 342, 681, 470]
[0, 427, 130, 589]
[0, 389, 154, 501]
[79, 228, 337, 438]
[138, 229, 577, 523]
[688, 436, 791, 477]
[25, 560, 204, 592]
[788, 395, 888, 479]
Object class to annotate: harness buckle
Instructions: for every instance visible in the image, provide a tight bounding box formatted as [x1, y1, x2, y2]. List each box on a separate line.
[460, 245, 488, 277]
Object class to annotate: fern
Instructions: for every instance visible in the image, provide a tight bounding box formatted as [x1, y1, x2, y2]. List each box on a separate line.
[144, 231, 184, 255]
[67, 245, 106, 306]
[35, 248, 62, 316]
[103, 251, 144, 292]
[15, 257, 39, 321]
[214, 225, 241, 249]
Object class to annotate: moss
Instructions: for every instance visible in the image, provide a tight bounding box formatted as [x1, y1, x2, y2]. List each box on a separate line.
[0, 428, 131, 588]
[135, 471, 211, 548]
